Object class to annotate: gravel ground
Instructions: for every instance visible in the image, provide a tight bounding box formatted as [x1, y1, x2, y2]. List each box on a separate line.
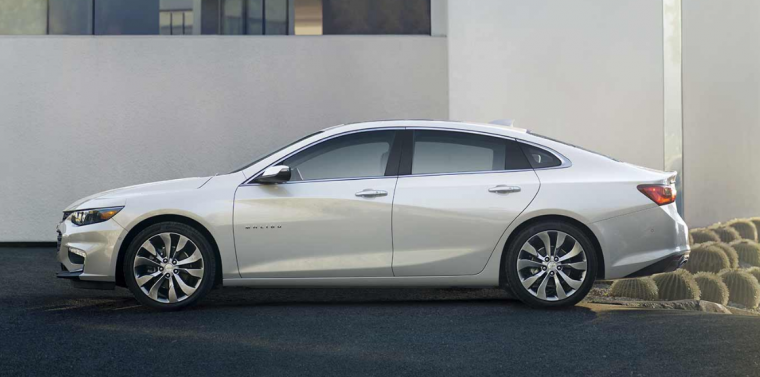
[4, 247, 760, 376]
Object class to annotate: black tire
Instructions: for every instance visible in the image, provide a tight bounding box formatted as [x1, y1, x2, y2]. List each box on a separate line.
[123, 222, 216, 311]
[504, 221, 598, 309]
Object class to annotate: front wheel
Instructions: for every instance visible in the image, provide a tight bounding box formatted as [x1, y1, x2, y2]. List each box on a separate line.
[124, 222, 216, 311]
[504, 221, 597, 308]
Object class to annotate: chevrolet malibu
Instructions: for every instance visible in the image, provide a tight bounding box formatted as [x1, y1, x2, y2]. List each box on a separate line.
[57, 120, 689, 310]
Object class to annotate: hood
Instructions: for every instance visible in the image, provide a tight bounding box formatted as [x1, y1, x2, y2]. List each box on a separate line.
[65, 176, 213, 211]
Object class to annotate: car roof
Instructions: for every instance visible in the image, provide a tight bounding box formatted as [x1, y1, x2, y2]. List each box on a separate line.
[321, 120, 529, 139]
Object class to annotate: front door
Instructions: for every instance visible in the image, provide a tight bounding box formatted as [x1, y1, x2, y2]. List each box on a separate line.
[391, 130, 541, 276]
[234, 130, 400, 278]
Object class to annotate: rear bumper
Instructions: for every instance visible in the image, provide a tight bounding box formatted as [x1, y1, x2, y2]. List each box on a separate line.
[593, 203, 690, 279]
[623, 251, 689, 278]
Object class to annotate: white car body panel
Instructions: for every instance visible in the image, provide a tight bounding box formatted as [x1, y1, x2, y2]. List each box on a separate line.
[391, 171, 540, 276]
[234, 178, 397, 278]
[56, 120, 689, 292]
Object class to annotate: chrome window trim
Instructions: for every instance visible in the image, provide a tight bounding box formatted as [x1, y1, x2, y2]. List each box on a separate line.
[241, 127, 404, 186]
[513, 139, 573, 170]
[239, 126, 571, 186]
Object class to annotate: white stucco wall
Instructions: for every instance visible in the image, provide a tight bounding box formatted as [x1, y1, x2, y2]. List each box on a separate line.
[447, 0, 665, 170]
[682, 1, 760, 226]
[0, 36, 448, 241]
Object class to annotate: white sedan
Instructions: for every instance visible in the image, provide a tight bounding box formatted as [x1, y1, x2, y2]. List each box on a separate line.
[56, 120, 689, 310]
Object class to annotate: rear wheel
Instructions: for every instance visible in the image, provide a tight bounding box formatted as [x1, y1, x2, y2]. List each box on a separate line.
[504, 221, 597, 308]
[124, 222, 216, 311]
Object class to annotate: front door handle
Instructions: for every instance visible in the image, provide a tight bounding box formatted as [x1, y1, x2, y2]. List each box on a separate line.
[488, 185, 521, 194]
[355, 189, 388, 198]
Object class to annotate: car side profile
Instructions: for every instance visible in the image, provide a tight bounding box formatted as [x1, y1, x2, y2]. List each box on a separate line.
[56, 120, 689, 310]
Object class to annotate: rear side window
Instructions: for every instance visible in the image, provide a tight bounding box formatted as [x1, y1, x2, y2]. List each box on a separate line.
[409, 131, 530, 175]
[520, 144, 562, 169]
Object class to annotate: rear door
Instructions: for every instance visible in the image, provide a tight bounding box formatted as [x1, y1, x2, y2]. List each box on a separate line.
[391, 129, 540, 276]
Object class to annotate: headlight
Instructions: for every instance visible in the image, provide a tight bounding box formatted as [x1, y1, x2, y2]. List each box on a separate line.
[68, 207, 123, 226]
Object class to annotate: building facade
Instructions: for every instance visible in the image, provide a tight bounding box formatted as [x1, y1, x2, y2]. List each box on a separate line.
[0, 0, 757, 241]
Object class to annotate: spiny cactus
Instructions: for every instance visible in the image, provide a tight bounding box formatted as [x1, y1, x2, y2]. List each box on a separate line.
[609, 278, 659, 301]
[730, 240, 760, 267]
[709, 225, 741, 243]
[689, 228, 720, 244]
[719, 269, 760, 309]
[699, 241, 739, 269]
[652, 269, 700, 301]
[750, 218, 760, 237]
[693, 272, 729, 305]
[726, 219, 758, 242]
[746, 267, 760, 284]
[683, 244, 730, 273]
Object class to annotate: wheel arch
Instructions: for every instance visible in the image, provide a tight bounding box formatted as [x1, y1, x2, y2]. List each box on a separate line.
[114, 214, 223, 288]
[499, 214, 606, 285]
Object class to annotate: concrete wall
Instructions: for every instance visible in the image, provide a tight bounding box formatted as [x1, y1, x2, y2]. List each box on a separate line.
[447, 0, 665, 170]
[0, 36, 448, 241]
[682, 1, 760, 226]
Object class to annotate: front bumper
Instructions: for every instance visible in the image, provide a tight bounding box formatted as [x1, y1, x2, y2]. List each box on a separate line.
[56, 217, 125, 283]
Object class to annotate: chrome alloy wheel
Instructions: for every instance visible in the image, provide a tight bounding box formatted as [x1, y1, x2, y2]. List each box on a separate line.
[516, 230, 588, 301]
[132, 232, 204, 304]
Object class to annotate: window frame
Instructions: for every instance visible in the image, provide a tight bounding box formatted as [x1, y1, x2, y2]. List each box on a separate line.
[243, 128, 404, 185]
[397, 128, 569, 177]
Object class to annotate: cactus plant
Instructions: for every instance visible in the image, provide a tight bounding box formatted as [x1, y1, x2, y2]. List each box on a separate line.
[719, 269, 760, 309]
[693, 272, 729, 305]
[652, 269, 700, 301]
[746, 267, 760, 284]
[750, 218, 760, 237]
[709, 225, 741, 243]
[609, 278, 659, 301]
[726, 219, 758, 242]
[683, 244, 730, 273]
[730, 240, 760, 267]
[689, 228, 720, 244]
[699, 241, 739, 269]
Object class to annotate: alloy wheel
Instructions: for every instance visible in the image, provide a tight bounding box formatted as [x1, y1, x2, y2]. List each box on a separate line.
[132, 232, 205, 304]
[516, 230, 588, 301]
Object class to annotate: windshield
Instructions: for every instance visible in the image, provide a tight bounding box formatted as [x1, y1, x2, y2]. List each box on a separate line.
[229, 131, 324, 173]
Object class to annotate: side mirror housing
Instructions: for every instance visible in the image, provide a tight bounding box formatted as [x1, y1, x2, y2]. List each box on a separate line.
[254, 165, 291, 184]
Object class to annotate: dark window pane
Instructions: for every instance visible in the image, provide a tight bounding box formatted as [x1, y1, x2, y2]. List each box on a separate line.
[222, 0, 244, 34]
[160, 11, 172, 34]
[520, 144, 562, 169]
[49, 0, 93, 35]
[247, 0, 263, 35]
[282, 131, 396, 181]
[322, 0, 430, 35]
[94, 0, 159, 35]
[184, 11, 193, 34]
[411, 131, 507, 175]
[265, 0, 287, 35]
[171, 11, 184, 34]
[0, 0, 47, 35]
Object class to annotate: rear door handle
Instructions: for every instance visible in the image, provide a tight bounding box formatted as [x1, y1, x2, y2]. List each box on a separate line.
[488, 185, 521, 194]
[355, 189, 388, 198]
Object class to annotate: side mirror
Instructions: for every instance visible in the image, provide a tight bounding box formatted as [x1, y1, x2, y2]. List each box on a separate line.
[254, 165, 291, 184]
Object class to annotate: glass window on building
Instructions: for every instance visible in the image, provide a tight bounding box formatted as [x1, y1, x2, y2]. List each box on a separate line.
[49, 0, 93, 35]
[295, 0, 431, 35]
[94, 0, 159, 35]
[0, 0, 47, 35]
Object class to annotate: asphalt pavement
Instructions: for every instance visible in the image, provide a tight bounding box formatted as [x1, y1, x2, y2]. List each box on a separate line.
[2, 247, 760, 377]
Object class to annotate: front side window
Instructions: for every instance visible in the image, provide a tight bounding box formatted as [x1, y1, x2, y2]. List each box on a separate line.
[281, 131, 396, 181]
[411, 131, 529, 175]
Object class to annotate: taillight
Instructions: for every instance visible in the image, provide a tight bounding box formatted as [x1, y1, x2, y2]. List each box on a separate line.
[638, 184, 677, 206]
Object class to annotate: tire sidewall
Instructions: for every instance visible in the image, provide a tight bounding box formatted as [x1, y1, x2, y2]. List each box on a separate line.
[504, 221, 598, 309]
[123, 222, 216, 311]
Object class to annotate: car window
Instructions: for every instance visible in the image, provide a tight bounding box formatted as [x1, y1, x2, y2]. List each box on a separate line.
[411, 130, 529, 175]
[281, 130, 396, 181]
[520, 144, 562, 168]
[229, 130, 324, 173]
